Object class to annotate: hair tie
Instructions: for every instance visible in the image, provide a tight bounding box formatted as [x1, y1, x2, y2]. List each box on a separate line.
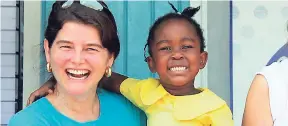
[168, 1, 180, 14]
[181, 6, 200, 17]
[168, 1, 200, 18]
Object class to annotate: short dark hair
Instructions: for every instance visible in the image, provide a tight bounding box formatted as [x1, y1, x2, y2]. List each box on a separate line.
[144, 13, 206, 60]
[45, 1, 120, 58]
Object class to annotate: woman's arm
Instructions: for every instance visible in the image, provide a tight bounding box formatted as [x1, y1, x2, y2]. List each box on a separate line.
[242, 75, 273, 126]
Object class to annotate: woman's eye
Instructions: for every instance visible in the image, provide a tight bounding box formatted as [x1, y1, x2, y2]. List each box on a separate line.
[159, 47, 171, 51]
[60, 46, 72, 49]
[87, 48, 99, 52]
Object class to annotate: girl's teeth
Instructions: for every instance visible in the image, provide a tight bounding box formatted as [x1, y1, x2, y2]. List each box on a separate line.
[170, 67, 186, 71]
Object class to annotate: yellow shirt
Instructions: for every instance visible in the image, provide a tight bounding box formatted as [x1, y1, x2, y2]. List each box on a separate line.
[120, 78, 233, 126]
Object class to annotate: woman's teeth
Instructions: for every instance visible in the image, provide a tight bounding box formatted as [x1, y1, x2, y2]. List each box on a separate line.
[66, 69, 90, 80]
[67, 69, 89, 75]
[169, 67, 187, 71]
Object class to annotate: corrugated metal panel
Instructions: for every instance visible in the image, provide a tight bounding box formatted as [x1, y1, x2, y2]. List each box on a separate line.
[1, 7, 18, 30]
[1, 0, 21, 125]
[1, 66, 17, 78]
[1, 1, 17, 6]
[1, 31, 17, 53]
[1, 113, 14, 125]
[1, 78, 16, 90]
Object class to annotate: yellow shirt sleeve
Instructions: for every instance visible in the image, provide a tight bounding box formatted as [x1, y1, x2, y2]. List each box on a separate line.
[210, 105, 234, 126]
[120, 78, 146, 109]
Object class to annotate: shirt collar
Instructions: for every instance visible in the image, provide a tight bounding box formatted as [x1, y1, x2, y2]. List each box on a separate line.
[139, 80, 226, 120]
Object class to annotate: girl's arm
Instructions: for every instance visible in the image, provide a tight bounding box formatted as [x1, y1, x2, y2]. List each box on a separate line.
[101, 72, 128, 93]
[27, 72, 128, 105]
[26, 77, 56, 106]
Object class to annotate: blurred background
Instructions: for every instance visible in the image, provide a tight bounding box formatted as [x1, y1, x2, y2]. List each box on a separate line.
[1, 0, 287, 126]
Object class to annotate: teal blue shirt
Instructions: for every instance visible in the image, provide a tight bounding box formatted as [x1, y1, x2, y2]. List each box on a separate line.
[9, 89, 146, 126]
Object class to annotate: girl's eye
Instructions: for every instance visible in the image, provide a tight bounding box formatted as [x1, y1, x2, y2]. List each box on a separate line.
[159, 47, 171, 51]
[182, 45, 193, 49]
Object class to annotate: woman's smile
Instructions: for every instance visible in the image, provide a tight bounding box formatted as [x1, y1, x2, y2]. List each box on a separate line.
[66, 69, 90, 80]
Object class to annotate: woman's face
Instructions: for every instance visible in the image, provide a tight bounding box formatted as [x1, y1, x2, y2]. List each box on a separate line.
[44, 21, 114, 96]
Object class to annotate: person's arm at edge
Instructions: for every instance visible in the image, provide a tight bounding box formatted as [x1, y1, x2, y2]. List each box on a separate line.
[242, 74, 273, 126]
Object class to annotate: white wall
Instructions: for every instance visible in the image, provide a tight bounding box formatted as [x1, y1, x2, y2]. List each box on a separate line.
[23, 1, 41, 108]
[206, 1, 231, 108]
[233, 1, 288, 125]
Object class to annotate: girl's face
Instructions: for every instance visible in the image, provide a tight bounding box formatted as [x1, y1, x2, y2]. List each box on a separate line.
[44, 21, 114, 96]
[147, 19, 208, 87]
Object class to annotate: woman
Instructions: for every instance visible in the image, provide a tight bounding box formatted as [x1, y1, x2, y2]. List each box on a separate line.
[242, 43, 288, 126]
[9, 1, 144, 126]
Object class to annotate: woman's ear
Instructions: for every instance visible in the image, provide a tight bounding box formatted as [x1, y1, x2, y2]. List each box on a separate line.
[200, 51, 208, 69]
[107, 53, 115, 68]
[44, 39, 51, 63]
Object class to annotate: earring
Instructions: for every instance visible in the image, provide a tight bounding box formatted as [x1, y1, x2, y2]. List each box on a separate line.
[105, 67, 112, 77]
[46, 63, 52, 72]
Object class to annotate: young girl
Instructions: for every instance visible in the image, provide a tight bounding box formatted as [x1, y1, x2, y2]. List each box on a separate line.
[28, 3, 233, 126]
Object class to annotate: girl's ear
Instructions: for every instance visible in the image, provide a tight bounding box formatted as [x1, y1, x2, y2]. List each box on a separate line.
[200, 51, 208, 69]
[147, 57, 156, 73]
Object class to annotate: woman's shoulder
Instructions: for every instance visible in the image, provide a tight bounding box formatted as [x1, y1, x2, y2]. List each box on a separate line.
[97, 88, 141, 111]
[8, 98, 50, 126]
